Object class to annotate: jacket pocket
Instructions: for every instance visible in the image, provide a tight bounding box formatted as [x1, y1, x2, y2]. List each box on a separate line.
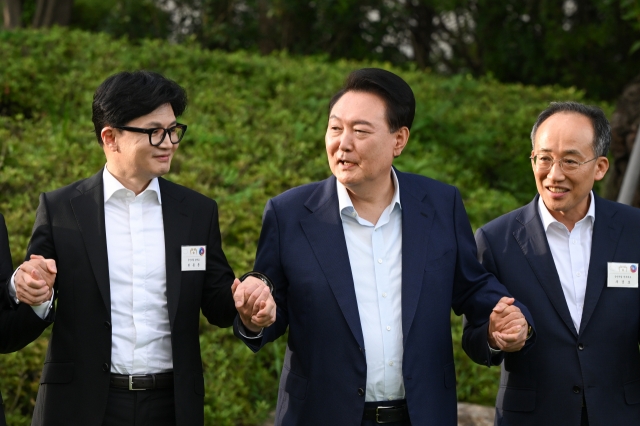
[284, 368, 308, 400]
[624, 378, 640, 405]
[40, 362, 74, 384]
[444, 362, 456, 389]
[500, 387, 535, 412]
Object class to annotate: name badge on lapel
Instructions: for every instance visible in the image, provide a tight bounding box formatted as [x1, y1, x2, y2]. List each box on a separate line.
[607, 262, 638, 288]
[181, 245, 206, 271]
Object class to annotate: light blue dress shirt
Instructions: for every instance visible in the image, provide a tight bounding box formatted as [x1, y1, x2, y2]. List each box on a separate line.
[337, 169, 404, 402]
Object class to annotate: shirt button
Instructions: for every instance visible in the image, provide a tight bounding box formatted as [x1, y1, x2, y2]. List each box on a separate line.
[386, 326, 391, 331]
[382, 293, 387, 298]
[102, 363, 110, 372]
[578, 343, 584, 351]
[389, 361, 394, 366]
[576, 272, 581, 277]
[573, 386, 581, 394]
[378, 259, 383, 264]
[358, 388, 365, 396]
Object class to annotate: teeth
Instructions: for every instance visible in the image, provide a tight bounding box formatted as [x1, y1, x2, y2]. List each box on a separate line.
[548, 187, 568, 193]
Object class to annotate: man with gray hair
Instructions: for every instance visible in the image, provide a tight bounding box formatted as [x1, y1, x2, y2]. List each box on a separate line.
[463, 101, 640, 426]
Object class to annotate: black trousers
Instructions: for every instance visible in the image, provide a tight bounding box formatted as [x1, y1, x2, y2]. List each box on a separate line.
[102, 387, 176, 426]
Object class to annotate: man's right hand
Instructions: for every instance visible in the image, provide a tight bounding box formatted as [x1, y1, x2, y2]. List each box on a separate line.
[14, 255, 57, 306]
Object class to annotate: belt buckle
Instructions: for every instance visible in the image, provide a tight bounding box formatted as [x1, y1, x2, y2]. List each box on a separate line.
[128, 374, 148, 391]
[375, 406, 393, 424]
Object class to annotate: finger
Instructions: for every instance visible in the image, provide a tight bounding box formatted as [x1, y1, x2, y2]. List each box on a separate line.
[231, 278, 241, 294]
[29, 254, 45, 260]
[44, 259, 57, 274]
[233, 284, 246, 307]
[492, 297, 515, 313]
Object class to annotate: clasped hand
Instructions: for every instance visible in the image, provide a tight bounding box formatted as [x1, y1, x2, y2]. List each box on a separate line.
[488, 296, 528, 352]
[15, 255, 57, 306]
[231, 277, 276, 333]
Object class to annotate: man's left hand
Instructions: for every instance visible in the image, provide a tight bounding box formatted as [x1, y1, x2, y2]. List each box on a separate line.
[231, 277, 276, 333]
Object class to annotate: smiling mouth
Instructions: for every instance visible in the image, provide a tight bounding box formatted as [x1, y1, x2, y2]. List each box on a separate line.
[547, 186, 568, 193]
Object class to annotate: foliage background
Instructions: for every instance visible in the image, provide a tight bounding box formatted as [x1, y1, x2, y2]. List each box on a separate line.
[0, 28, 608, 424]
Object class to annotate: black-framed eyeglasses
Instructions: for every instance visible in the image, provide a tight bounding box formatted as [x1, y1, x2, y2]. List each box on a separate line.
[113, 123, 187, 147]
[530, 154, 597, 174]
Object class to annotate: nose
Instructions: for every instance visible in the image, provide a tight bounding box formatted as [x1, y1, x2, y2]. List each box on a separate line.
[337, 129, 354, 152]
[546, 160, 565, 180]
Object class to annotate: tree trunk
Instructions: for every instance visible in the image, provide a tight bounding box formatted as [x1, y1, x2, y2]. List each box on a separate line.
[257, 0, 275, 55]
[405, 1, 436, 69]
[2, 0, 22, 29]
[32, 0, 73, 28]
[604, 74, 640, 207]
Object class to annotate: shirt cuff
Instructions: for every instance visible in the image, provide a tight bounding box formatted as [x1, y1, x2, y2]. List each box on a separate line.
[10, 268, 54, 319]
[236, 320, 264, 339]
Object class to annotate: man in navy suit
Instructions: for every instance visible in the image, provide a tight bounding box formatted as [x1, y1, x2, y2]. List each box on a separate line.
[235, 68, 535, 425]
[463, 102, 640, 426]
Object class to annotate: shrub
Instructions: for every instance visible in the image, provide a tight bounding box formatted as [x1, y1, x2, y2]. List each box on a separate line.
[0, 27, 609, 423]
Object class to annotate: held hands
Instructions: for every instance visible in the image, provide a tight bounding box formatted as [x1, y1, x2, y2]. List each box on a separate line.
[15, 255, 57, 306]
[231, 276, 276, 333]
[488, 296, 528, 352]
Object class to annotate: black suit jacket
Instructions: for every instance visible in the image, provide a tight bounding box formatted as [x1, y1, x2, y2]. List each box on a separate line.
[18, 170, 237, 426]
[0, 213, 52, 426]
[463, 194, 640, 426]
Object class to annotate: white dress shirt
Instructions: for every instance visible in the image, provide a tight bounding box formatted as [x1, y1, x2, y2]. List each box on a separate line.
[337, 169, 404, 402]
[103, 167, 173, 374]
[538, 191, 595, 333]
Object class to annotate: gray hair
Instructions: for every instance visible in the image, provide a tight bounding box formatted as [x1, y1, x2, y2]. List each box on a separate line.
[530, 101, 610, 157]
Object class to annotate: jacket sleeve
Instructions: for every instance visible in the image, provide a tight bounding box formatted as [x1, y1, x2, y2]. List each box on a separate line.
[0, 209, 52, 354]
[234, 198, 289, 352]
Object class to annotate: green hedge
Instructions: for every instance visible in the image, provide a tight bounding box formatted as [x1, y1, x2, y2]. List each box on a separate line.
[0, 28, 609, 424]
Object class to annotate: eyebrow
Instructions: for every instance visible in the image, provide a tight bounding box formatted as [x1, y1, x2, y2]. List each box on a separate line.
[328, 115, 374, 127]
[537, 147, 582, 156]
[142, 120, 177, 128]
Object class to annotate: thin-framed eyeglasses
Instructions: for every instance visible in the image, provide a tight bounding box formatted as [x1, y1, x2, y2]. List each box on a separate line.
[530, 154, 597, 174]
[113, 123, 187, 147]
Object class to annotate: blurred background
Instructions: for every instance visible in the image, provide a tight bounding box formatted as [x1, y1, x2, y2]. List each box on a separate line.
[1, 1, 640, 425]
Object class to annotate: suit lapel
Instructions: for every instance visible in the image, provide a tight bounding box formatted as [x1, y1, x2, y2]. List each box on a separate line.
[159, 178, 192, 328]
[579, 196, 622, 335]
[300, 176, 365, 349]
[514, 196, 577, 336]
[70, 170, 111, 312]
[398, 173, 433, 345]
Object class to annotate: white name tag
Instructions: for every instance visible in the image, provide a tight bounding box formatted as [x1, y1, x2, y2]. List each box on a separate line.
[181, 245, 206, 271]
[607, 262, 638, 288]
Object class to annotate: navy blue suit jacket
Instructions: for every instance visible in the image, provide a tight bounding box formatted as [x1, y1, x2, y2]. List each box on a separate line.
[463, 194, 640, 426]
[236, 170, 534, 426]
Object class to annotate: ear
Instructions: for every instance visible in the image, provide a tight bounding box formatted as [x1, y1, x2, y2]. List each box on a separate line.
[594, 156, 609, 181]
[393, 127, 410, 158]
[530, 150, 536, 172]
[101, 127, 119, 152]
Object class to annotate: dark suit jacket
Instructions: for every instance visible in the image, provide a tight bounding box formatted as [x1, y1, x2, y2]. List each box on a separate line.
[463, 194, 640, 426]
[0, 213, 52, 426]
[16, 170, 237, 426]
[235, 170, 534, 426]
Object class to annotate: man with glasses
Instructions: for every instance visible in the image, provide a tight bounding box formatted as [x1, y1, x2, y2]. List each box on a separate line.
[8, 71, 275, 426]
[463, 102, 640, 426]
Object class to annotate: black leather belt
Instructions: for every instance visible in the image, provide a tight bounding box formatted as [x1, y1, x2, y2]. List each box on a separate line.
[110, 372, 174, 391]
[363, 402, 409, 424]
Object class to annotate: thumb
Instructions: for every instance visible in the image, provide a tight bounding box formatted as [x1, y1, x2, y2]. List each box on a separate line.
[30, 254, 44, 260]
[231, 278, 241, 294]
[45, 259, 57, 274]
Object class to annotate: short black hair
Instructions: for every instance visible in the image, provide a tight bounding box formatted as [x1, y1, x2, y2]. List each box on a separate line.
[92, 70, 187, 145]
[328, 68, 415, 132]
[530, 101, 610, 157]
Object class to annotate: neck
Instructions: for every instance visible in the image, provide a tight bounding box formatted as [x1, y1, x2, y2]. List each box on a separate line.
[106, 164, 152, 195]
[345, 174, 395, 225]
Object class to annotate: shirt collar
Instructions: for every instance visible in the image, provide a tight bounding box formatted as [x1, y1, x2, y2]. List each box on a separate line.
[102, 165, 162, 205]
[538, 190, 595, 232]
[336, 168, 401, 217]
